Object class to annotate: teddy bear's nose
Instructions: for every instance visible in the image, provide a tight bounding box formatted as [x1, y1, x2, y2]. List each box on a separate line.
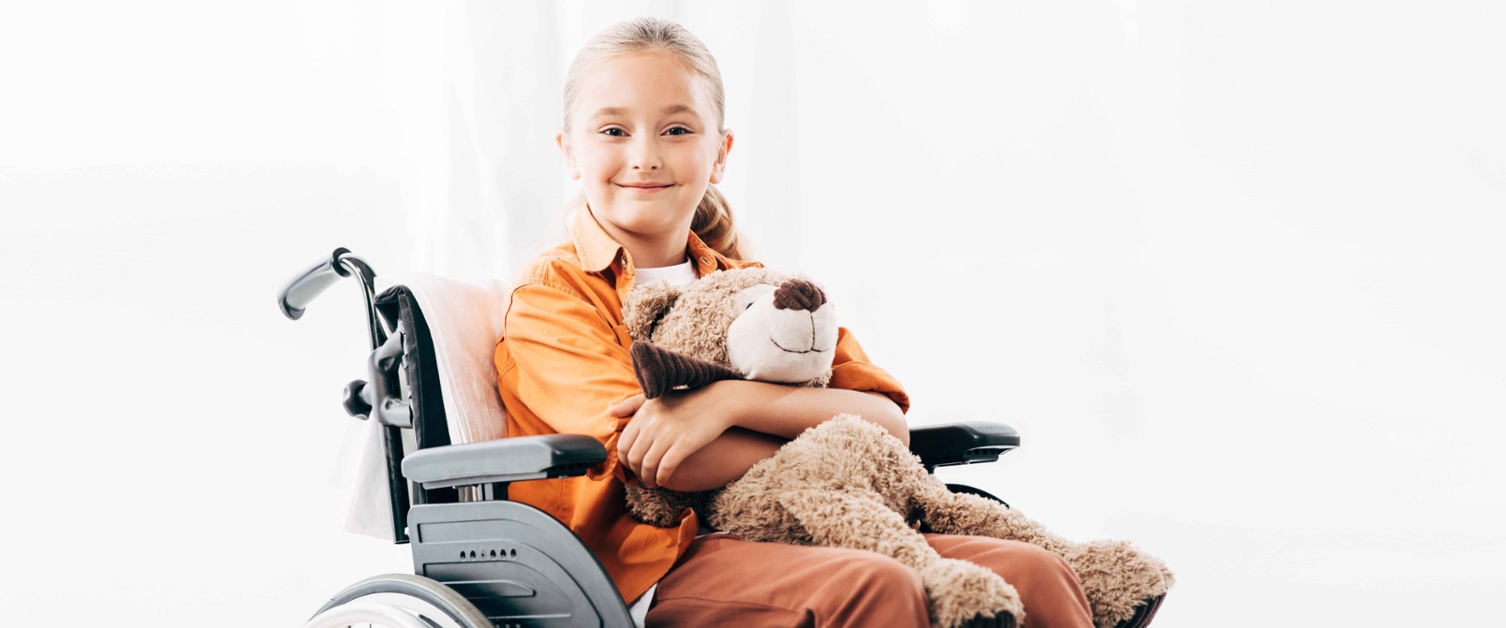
[773, 279, 827, 312]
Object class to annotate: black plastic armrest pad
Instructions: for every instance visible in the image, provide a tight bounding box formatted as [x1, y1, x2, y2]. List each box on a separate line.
[908, 421, 1021, 468]
[402, 434, 606, 488]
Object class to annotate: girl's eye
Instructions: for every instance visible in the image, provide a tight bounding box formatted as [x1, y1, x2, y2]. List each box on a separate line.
[665, 126, 692, 136]
[601, 128, 627, 137]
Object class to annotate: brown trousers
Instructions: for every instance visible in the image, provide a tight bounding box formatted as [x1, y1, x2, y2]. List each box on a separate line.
[645, 533, 1093, 628]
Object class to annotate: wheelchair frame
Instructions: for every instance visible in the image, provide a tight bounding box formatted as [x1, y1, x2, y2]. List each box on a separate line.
[282, 248, 1026, 627]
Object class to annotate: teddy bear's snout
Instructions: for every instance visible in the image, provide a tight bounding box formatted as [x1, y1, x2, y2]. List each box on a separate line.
[773, 279, 827, 312]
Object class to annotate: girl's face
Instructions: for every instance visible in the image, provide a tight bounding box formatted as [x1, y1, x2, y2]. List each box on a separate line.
[558, 51, 732, 257]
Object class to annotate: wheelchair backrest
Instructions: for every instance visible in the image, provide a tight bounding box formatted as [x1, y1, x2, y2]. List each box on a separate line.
[374, 274, 512, 446]
[370, 274, 515, 538]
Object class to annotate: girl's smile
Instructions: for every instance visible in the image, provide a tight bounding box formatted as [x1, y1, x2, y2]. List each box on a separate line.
[617, 181, 675, 193]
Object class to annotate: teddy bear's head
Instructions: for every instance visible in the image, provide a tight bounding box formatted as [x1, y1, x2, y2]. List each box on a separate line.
[623, 267, 837, 396]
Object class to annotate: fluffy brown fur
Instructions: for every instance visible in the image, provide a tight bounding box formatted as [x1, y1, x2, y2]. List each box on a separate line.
[621, 269, 1173, 628]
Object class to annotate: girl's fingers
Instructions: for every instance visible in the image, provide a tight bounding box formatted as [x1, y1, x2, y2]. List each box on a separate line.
[608, 394, 646, 418]
[617, 420, 638, 467]
[625, 425, 654, 480]
[613, 396, 648, 468]
[638, 436, 675, 490]
[656, 446, 684, 488]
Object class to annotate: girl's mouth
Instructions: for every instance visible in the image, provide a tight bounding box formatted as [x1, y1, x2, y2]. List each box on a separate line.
[618, 183, 673, 194]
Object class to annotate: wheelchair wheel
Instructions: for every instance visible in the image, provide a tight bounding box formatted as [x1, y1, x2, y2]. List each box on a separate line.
[305, 573, 491, 628]
[946, 483, 1010, 508]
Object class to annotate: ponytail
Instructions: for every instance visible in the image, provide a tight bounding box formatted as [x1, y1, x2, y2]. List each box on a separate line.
[691, 185, 743, 261]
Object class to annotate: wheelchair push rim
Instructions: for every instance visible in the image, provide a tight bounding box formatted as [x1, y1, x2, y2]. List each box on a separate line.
[306, 573, 491, 628]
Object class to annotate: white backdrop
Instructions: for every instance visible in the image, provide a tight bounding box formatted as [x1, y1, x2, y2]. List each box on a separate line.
[2, 1, 1502, 626]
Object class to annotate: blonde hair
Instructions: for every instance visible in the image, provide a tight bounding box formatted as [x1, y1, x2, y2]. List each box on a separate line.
[563, 17, 745, 260]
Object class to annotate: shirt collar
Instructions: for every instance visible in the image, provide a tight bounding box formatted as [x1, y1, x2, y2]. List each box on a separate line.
[687, 229, 732, 277]
[570, 206, 626, 274]
[569, 204, 742, 278]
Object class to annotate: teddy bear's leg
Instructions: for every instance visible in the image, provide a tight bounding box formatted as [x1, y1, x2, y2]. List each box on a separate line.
[915, 487, 1173, 628]
[775, 488, 1024, 628]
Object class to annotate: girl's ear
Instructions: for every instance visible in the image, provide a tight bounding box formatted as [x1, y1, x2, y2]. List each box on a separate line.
[709, 129, 734, 184]
[556, 128, 580, 180]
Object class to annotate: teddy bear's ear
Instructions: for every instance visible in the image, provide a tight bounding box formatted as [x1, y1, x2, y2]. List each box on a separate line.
[631, 342, 742, 399]
[622, 281, 682, 342]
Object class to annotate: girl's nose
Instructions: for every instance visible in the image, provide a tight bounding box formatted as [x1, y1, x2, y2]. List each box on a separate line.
[630, 137, 661, 170]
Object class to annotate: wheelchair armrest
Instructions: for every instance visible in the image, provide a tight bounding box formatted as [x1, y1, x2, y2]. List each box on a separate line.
[908, 421, 1021, 470]
[402, 434, 606, 489]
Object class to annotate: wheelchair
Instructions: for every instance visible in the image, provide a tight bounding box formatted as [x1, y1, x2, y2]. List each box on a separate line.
[280, 248, 1163, 628]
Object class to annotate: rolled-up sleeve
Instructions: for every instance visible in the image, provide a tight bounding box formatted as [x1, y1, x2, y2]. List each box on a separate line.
[496, 279, 641, 483]
[827, 327, 910, 413]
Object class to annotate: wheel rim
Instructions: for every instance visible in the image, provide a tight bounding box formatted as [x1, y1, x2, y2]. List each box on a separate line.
[309, 574, 490, 628]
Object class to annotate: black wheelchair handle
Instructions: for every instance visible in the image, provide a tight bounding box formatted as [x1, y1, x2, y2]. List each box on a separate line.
[343, 379, 373, 419]
[277, 247, 355, 320]
[279, 248, 386, 350]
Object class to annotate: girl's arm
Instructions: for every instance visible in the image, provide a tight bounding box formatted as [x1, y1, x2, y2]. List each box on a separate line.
[613, 379, 907, 491]
[502, 266, 908, 495]
[499, 276, 656, 486]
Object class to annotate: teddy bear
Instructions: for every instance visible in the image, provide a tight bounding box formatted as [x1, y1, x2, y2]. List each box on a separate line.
[621, 267, 1174, 628]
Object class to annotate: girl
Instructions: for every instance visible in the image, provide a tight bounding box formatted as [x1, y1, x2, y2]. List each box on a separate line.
[495, 17, 1094, 627]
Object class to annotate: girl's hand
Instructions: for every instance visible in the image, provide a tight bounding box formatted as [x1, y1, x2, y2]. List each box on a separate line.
[609, 383, 739, 489]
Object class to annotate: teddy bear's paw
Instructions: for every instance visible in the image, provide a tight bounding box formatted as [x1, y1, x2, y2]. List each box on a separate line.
[1064, 540, 1173, 628]
[623, 485, 692, 528]
[959, 612, 1017, 628]
[920, 558, 1024, 628]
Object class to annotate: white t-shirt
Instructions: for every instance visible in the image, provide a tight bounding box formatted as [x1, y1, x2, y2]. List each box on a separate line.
[633, 258, 698, 288]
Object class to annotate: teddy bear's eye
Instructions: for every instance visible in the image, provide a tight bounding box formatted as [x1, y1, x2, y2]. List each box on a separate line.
[735, 284, 778, 313]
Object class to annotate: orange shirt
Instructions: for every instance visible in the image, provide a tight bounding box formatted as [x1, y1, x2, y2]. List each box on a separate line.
[494, 208, 910, 603]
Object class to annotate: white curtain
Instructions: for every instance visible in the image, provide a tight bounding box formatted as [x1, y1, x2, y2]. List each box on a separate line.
[307, 4, 1506, 624]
